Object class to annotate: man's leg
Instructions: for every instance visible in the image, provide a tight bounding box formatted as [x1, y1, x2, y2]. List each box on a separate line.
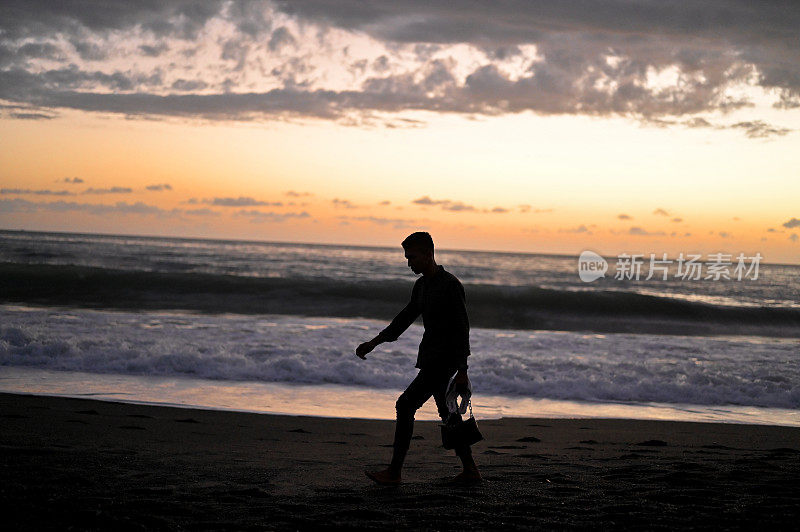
[366, 370, 436, 484]
[432, 370, 481, 483]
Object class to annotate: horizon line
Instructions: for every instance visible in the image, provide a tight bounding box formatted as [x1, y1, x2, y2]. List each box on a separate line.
[1, 227, 796, 266]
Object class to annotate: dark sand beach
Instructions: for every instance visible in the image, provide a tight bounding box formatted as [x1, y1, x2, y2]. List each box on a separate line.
[2, 392, 800, 530]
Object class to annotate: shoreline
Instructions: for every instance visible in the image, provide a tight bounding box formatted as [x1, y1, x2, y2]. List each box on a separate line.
[5, 366, 800, 428]
[3, 392, 800, 529]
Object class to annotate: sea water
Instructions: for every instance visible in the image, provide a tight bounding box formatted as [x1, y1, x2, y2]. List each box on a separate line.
[1, 230, 799, 425]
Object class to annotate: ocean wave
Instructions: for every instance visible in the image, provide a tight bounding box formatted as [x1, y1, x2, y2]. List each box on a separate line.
[1, 307, 799, 409]
[2, 262, 799, 337]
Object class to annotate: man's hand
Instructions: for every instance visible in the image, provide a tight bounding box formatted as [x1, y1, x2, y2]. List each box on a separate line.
[355, 339, 377, 359]
[453, 368, 470, 392]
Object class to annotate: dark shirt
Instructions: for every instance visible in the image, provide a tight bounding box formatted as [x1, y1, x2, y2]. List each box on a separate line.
[379, 265, 471, 370]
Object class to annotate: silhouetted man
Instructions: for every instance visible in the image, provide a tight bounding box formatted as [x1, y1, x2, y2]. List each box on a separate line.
[356, 231, 481, 485]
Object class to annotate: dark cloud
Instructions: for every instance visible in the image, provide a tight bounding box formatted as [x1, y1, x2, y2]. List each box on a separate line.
[205, 196, 282, 207]
[0, 41, 64, 68]
[171, 79, 208, 91]
[146, 183, 173, 191]
[0, 1, 797, 135]
[730, 121, 792, 139]
[617, 213, 632, 220]
[61, 177, 84, 184]
[139, 43, 170, 57]
[0, 1, 226, 41]
[268, 26, 296, 52]
[83, 187, 132, 194]
[783, 218, 800, 229]
[8, 111, 55, 120]
[1, 188, 75, 196]
[72, 40, 108, 61]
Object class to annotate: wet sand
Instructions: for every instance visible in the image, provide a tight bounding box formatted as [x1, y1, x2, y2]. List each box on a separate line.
[2, 392, 800, 530]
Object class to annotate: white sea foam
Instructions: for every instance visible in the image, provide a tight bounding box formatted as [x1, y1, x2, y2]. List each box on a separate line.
[1, 305, 799, 409]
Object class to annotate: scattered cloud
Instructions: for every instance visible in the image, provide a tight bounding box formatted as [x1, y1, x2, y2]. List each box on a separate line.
[337, 215, 414, 229]
[204, 196, 282, 207]
[559, 225, 590, 234]
[146, 183, 172, 191]
[718, 231, 731, 238]
[782, 218, 800, 229]
[652, 208, 670, 216]
[332, 198, 357, 209]
[83, 187, 133, 194]
[379, 200, 391, 205]
[617, 213, 632, 220]
[629, 226, 666, 236]
[0, 198, 173, 216]
[671, 217, 683, 223]
[729, 121, 792, 139]
[790, 234, 798, 243]
[236, 210, 310, 223]
[61, 177, 84, 184]
[1, 188, 75, 196]
[413, 196, 477, 212]
[184, 208, 219, 216]
[285, 190, 313, 197]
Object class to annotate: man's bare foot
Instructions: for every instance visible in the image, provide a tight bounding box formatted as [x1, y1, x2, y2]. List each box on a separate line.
[446, 469, 482, 485]
[365, 468, 401, 485]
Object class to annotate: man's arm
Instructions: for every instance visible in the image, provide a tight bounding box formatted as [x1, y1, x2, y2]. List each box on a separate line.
[356, 281, 422, 359]
[450, 280, 471, 370]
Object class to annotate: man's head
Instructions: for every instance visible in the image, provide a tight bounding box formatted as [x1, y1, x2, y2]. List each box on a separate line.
[402, 232, 435, 275]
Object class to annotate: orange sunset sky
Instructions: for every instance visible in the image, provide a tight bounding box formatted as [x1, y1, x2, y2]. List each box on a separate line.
[1, 2, 799, 263]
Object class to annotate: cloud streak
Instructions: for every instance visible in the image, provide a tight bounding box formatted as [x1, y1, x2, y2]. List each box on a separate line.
[204, 196, 282, 207]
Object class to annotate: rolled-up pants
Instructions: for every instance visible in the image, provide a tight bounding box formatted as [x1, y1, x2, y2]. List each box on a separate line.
[393, 366, 472, 458]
